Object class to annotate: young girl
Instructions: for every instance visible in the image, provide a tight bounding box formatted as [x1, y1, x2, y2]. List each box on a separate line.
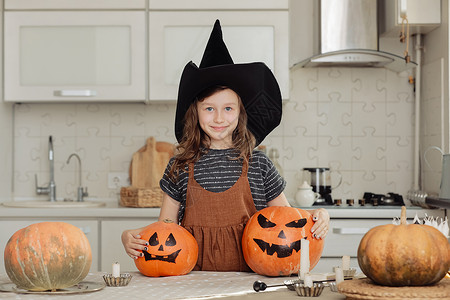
[122, 20, 330, 272]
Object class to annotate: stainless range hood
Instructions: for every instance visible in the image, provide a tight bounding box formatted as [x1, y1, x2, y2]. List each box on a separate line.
[291, 0, 417, 72]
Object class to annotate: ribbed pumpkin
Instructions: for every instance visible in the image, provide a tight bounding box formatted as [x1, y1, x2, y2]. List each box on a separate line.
[242, 206, 324, 276]
[134, 219, 198, 277]
[357, 206, 450, 286]
[4, 222, 92, 291]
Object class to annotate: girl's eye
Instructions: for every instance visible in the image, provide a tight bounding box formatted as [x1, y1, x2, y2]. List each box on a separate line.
[205, 107, 214, 112]
[225, 107, 232, 112]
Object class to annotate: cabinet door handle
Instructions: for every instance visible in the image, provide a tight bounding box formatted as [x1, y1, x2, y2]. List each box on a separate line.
[332, 228, 370, 235]
[54, 90, 97, 97]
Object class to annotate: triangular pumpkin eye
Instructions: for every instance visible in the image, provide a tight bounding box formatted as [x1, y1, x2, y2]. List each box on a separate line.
[149, 232, 159, 246]
[257, 213, 276, 228]
[165, 233, 176, 246]
[285, 218, 307, 228]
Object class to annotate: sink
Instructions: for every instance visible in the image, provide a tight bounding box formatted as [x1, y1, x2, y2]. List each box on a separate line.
[2, 201, 106, 208]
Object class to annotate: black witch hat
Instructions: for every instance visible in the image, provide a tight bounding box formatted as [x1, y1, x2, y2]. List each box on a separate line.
[175, 20, 282, 146]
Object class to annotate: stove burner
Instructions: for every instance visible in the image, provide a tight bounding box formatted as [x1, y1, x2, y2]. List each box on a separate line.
[363, 192, 404, 206]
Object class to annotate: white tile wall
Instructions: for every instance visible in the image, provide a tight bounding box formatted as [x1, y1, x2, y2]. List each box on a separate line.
[13, 67, 415, 203]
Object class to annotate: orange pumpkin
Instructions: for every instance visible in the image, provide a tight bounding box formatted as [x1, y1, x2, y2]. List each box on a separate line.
[134, 219, 198, 277]
[358, 206, 450, 286]
[242, 206, 324, 276]
[4, 222, 92, 291]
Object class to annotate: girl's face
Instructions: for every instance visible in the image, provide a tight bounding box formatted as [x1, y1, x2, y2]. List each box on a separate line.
[197, 88, 240, 149]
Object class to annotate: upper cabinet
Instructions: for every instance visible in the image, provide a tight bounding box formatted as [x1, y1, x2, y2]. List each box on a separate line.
[4, 7, 146, 102]
[5, 0, 146, 9]
[3, 0, 289, 102]
[149, 11, 289, 101]
[379, 0, 441, 37]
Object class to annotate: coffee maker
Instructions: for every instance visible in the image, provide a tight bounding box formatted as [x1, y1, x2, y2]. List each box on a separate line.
[303, 168, 342, 205]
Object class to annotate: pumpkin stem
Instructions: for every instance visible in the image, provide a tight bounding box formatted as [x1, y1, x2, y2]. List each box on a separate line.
[162, 218, 174, 224]
[400, 206, 407, 225]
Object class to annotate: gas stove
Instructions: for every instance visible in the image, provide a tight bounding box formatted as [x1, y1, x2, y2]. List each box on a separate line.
[319, 192, 405, 208]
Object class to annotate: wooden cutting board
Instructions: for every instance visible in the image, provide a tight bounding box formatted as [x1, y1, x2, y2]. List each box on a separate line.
[129, 137, 175, 188]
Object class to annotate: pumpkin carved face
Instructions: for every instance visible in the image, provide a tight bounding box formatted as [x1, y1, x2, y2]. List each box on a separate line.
[242, 206, 324, 276]
[134, 219, 198, 277]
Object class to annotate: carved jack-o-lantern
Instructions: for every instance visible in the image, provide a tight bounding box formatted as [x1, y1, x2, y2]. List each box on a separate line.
[242, 206, 324, 276]
[134, 219, 198, 277]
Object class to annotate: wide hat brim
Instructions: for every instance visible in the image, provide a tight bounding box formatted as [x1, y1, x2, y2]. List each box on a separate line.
[175, 61, 282, 146]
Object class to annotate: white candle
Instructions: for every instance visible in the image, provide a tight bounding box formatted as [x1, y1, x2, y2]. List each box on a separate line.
[112, 262, 120, 277]
[304, 273, 313, 288]
[342, 255, 350, 270]
[299, 238, 310, 280]
[335, 267, 344, 284]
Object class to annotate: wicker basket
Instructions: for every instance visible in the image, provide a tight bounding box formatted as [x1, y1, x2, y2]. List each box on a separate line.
[120, 186, 163, 207]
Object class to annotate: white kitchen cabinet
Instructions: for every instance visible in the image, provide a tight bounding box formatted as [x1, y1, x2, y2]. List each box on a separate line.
[100, 219, 157, 272]
[149, 0, 288, 10]
[4, 11, 146, 102]
[148, 11, 289, 101]
[0, 220, 99, 274]
[379, 0, 441, 37]
[5, 0, 145, 10]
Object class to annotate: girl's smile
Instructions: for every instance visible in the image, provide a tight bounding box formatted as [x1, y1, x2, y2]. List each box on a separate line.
[197, 88, 240, 149]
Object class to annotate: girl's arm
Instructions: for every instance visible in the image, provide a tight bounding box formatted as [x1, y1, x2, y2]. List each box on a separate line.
[267, 192, 330, 239]
[159, 193, 181, 222]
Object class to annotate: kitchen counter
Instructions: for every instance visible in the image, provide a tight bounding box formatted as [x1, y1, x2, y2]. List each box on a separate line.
[0, 201, 443, 219]
[0, 271, 345, 300]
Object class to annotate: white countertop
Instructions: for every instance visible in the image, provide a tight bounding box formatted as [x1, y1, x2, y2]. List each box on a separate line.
[0, 201, 444, 219]
[0, 271, 346, 300]
[0, 201, 160, 219]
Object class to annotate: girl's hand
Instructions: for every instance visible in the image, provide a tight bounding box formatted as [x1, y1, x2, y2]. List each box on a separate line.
[310, 208, 330, 239]
[121, 228, 148, 259]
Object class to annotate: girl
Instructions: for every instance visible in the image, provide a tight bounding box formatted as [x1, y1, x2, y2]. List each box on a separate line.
[122, 20, 329, 272]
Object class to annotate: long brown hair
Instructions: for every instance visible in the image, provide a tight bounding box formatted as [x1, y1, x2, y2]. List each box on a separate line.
[168, 86, 256, 182]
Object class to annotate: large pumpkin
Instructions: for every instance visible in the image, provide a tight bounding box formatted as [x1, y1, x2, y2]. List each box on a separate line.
[4, 222, 92, 291]
[134, 219, 198, 277]
[242, 206, 324, 276]
[358, 206, 450, 286]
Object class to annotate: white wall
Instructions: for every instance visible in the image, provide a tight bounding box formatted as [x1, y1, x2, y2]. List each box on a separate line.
[12, 67, 415, 203]
[420, 0, 449, 196]
[0, 0, 13, 202]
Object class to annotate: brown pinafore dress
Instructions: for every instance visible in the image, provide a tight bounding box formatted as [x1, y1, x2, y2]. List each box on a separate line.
[181, 160, 257, 271]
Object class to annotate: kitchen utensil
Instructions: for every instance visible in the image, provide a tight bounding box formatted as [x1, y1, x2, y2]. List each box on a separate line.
[103, 273, 132, 287]
[0, 281, 105, 294]
[295, 181, 320, 207]
[129, 137, 174, 188]
[253, 280, 286, 292]
[424, 146, 450, 199]
[294, 282, 324, 297]
[302, 168, 342, 205]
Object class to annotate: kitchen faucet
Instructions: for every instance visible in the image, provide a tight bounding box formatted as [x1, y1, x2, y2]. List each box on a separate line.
[66, 153, 88, 202]
[35, 135, 57, 201]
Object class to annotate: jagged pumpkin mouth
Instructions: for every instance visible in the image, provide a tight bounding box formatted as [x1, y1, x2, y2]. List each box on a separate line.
[253, 239, 301, 258]
[142, 249, 181, 263]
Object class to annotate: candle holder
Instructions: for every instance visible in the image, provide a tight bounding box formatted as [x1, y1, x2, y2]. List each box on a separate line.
[333, 267, 356, 278]
[327, 281, 338, 292]
[103, 273, 132, 287]
[294, 282, 324, 297]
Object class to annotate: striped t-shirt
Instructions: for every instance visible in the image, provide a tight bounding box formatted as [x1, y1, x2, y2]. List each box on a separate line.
[159, 148, 286, 222]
